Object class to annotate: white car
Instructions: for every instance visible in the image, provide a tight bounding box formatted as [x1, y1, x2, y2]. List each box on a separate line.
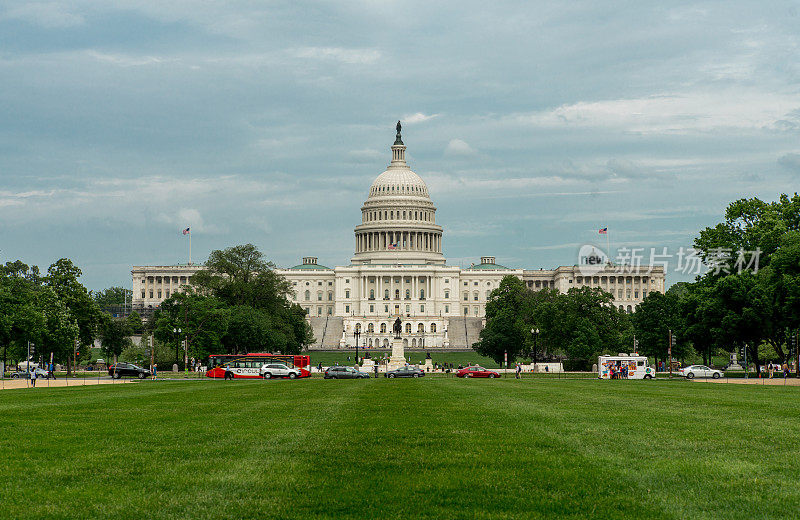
[680, 365, 723, 379]
[259, 363, 301, 379]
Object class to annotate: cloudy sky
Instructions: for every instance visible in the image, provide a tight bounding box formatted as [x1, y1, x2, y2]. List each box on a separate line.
[1, 1, 799, 290]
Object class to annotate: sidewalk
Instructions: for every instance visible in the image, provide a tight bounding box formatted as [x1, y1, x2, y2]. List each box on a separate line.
[0, 378, 136, 390]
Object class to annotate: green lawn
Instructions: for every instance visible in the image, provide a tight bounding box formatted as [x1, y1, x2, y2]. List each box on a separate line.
[3, 379, 799, 519]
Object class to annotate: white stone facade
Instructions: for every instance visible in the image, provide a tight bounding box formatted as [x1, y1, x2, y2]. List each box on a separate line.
[131, 124, 665, 347]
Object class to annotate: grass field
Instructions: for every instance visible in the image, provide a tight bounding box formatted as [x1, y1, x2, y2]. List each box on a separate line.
[3, 379, 799, 519]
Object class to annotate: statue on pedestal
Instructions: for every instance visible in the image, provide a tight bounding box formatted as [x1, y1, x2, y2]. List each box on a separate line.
[393, 317, 402, 339]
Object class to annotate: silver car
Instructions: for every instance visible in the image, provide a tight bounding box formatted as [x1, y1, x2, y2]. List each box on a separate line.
[259, 363, 300, 379]
[680, 365, 723, 379]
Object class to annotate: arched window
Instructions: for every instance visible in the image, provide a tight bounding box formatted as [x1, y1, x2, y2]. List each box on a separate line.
[367, 323, 374, 333]
[369, 289, 375, 299]
[405, 323, 411, 333]
[412, 338, 417, 347]
[355, 323, 361, 332]
[380, 323, 387, 333]
[405, 289, 410, 299]
[626, 305, 632, 313]
[473, 291, 479, 301]
[395, 289, 400, 300]
[345, 290, 350, 298]
[463, 292, 468, 301]
[384, 289, 389, 299]
[318, 292, 323, 301]
[418, 323, 425, 333]
[383, 338, 389, 347]
[327, 292, 333, 301]
[420, 289, 425, 300]
[430, 323, 436, 333]
[444, 291, 449, 299]
[304, 290, 310, 301]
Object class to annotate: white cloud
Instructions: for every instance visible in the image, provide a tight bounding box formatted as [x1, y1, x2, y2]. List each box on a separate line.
[292, 47, 381, 65]
[86, 51, 170, 67]
[4, 2, 85, 28]
[444, 139, 476, 156]
[510, 91, 800, 134]
[402, 113, 439, 124]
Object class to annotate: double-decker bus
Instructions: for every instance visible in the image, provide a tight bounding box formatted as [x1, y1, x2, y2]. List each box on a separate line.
[206, 353, 312, 379]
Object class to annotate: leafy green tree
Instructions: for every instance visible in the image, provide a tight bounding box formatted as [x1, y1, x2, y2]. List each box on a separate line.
[93, 286, 132, 308]
[633, 291, 690, 366]
[33, 287, 80, 369]
[45, 259, 101, 364]
[126, 311, 143, 335]
[98, 314, 132, 363]
[153, 292, 227, 367]
[473, 276, 531, 365]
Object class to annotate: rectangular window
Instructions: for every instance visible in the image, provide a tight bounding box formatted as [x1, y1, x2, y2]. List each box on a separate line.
[157, 290, 161, 298]
[474, 281, 478, 286]
[345, 290, 350, 298]
[420, 305, 424, 312]
[346, 279, 350, 283]
[141, 291, 145, 299]
[149, 291, 153, 298]
[165, 290, 170, 298]
[634, 290, 639, 299]
[328, 281, 332, 286]
[445, 305, 449, 313]
[464, 307, 469, 315]
[369, 304, 374, 313]
[345, 305, 350, 313]
[384, 305, 389, 312]
[406, 305, 410, 313]
[643, 290, 648, 298]
[463, 293, 468, 301]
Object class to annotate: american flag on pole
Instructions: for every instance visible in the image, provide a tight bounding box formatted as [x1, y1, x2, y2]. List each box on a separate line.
[182, 227, 190, 235]
[599, 227, 607, 234]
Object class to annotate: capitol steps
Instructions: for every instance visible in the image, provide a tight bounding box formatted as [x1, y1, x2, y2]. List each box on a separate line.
[446, 317, 484, 348]
[307, 316, 344, 349]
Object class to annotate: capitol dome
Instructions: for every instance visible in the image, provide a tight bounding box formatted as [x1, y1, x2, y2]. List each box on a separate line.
[368, 166, 431, 200]
[351, 122, 444, 265]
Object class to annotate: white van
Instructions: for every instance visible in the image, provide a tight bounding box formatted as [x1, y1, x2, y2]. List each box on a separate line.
[598, 355, 655, 380]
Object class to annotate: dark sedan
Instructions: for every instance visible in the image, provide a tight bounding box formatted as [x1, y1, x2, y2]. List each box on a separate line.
[385, 366, 425, 378]
[108, 363, 151, 379]
[324, 366, 370, 379]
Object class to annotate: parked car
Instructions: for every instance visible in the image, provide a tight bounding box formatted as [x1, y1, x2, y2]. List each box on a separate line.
[385, 366, 425, 378]
[679, 365, 723, 379]
[260, 363, 301, 379]
[12, 367, 51, 380]
[323, 366, 370, 379]
[456, 366, 500, 378]
[108, 363, 151, 379]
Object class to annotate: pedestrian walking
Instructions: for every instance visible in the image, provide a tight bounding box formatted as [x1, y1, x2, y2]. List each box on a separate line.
[152, 364, 157, 380]
[48, 362, 55, 380]
[783, 362, 789, 379]
[515, 363, 521, 379]
[30, 367, 37, 387]
[374, 363, 378, 378]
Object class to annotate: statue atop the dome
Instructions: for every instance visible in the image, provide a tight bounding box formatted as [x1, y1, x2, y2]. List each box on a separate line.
[394, 120, 403, 145]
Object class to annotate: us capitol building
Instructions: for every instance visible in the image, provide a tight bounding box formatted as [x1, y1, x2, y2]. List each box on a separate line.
[132, 123, 665, 350]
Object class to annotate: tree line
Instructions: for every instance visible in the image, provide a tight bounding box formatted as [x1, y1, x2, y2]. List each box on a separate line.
[0, 244, 314, 372]
[474, 193, 800, 373]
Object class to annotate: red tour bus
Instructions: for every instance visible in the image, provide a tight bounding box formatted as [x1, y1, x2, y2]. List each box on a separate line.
[206, 353, 312, 379]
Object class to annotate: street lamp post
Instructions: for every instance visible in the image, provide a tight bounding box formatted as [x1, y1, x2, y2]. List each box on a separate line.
[531, 328, 539, 374]
[354, 329, 361, 366]
[173, 327, 181, 368]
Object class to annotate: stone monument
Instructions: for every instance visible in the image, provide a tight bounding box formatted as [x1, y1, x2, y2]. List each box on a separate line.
[727, 352, 743, 371]
[388, 317, 407, 370]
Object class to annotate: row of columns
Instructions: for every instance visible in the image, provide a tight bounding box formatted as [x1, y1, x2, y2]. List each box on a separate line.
[359, 275, 433, 303]
[356, 231, 441, 253]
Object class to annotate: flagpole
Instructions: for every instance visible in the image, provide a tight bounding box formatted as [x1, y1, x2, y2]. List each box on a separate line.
[188, 231, 192, 265]
[606, 226, 611, 262]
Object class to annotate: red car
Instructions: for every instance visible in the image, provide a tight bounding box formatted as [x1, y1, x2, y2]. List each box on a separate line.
[456, 366, 500, 378]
